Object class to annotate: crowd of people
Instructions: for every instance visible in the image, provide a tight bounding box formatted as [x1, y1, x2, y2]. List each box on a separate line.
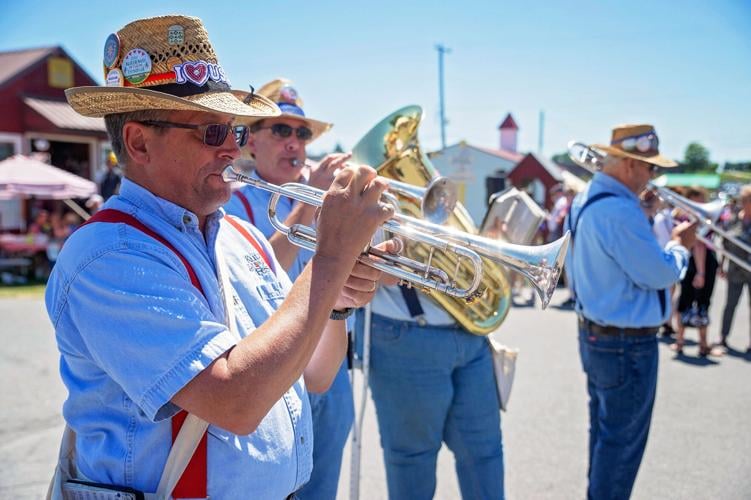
[42, 13, 750, 500]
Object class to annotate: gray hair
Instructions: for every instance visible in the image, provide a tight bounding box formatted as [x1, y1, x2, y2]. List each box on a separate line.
[104, 110, 169, 169]
[601, 154, 624, 169]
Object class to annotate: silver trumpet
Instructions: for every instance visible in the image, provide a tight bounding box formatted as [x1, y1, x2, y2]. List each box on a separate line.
[568, 142, 751, 273]
[223, 166, 571, 304]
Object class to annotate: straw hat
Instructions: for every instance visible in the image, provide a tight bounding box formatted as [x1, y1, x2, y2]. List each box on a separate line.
[65, 15, 279, 119]
[232, 78, 332, 142]
[592, 124, 677, 168]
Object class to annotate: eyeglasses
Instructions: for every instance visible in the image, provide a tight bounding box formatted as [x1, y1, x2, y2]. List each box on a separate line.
[614, 132, 659, 154]
[135, 120, 249, 147]
[638, 162, 660, 174]
[253, 123, 313, 141]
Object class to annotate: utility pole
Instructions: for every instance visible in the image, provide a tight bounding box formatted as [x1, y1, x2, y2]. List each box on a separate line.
[435, 44, 451, 150]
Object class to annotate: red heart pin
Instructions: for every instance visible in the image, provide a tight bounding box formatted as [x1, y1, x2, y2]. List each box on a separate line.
[183, 61, 208, 86]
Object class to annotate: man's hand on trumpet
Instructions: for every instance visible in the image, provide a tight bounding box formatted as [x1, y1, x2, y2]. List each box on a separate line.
[316, 164, 395, 268]
[335, 239, 402, 309]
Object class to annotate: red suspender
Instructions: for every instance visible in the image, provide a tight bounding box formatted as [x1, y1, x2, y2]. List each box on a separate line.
[223, 215, 272, 270]
[83, 209, 207, 498]
[82, 209, 274, 498]
[232, 190, 255, 225]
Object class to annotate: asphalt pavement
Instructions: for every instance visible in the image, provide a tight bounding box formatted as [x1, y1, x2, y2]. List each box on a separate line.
[1, 280, 749, 499]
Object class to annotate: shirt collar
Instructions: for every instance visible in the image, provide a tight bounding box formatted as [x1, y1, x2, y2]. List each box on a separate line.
[118, 177, 224, 231]
[592, 171, 639, 202]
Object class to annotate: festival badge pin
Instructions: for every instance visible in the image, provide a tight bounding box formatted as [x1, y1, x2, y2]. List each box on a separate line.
[168, 25, 185, 45]
[105, 68, 124, 87]
[279, 85, 299, 104]
[121, 48, 152, 85]
[103, 33, 121, 69]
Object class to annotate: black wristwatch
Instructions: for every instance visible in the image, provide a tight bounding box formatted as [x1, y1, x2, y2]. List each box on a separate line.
[329, 307, 355, 321]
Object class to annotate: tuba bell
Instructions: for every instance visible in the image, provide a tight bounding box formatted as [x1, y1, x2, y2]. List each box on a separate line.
[351, 106, 570, 335]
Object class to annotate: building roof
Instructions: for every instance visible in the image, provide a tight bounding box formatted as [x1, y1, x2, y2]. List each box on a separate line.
[526, 152, 564, 182]
[498, 113, 518, 130]
[24, 97, 106, 132]
[0, 47, 57, 88]
[472, 144, 524, 163]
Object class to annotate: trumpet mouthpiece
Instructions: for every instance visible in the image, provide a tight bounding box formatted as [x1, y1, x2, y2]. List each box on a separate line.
[291, 159, 300, 167]
[222, 166, 238, 183]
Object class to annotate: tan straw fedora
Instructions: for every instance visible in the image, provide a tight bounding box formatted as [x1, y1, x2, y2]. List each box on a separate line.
[65, 15, 280, 119]
[232, 78, 332, 142]
[592, 124, 677, 168]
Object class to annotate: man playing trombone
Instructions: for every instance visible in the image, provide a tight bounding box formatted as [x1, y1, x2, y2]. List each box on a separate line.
[224, 78, 354, 499]
[565, 124, 696, 500]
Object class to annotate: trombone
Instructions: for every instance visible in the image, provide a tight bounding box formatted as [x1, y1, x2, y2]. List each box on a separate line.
[568, 142, 751, 274]
[223, 166, 571, 306]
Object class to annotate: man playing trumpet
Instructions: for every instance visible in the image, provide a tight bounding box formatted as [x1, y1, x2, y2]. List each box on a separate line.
[46, 15, 392, 498]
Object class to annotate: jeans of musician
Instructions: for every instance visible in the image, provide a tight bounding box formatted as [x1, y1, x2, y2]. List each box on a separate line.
[296, 359, 354, 500]
[578, 326, 658, 500]
[368, 313, 504, 500]
[721, 280, 751, 341]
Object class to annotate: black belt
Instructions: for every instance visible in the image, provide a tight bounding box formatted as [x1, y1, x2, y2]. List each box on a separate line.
[578, 316, 659, 336]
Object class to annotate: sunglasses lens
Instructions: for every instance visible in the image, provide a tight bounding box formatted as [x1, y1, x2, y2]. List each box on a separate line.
[204, 124, 228, 146]
[621, 138, 636, 151]
[296, 127, 313, 141]
[271, 124, 293, 138]
[234, 126, 249, 147]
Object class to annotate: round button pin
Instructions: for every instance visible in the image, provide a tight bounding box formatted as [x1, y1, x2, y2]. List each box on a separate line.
[121, 48, 152, 85]
[103, 33, 121, 69]
[105, 68, 124, 87]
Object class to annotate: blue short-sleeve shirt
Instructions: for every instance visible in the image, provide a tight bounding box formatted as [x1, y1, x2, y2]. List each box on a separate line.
[224, 171, 313, 281]
[45, 178, 313, 497]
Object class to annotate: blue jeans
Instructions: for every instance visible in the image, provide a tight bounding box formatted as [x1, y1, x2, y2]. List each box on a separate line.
[578, 326, 658, 500]
[366, 312, 504, 500]
[296, 359, 354, 500]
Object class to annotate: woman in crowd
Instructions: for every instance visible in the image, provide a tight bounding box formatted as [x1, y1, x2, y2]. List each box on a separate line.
[672, 187, 720, 356]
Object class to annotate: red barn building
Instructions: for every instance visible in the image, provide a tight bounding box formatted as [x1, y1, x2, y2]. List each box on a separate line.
[0, 46, 108, 230]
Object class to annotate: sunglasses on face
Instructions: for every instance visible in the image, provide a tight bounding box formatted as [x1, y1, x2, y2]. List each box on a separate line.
[253, 123, 314, 141]
[135, 120, 249, 147]
[614, 132, 659, 154]
[637, 161, 660, 175]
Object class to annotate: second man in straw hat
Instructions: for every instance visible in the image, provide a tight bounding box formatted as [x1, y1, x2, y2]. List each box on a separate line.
[224, 78, 354, 499]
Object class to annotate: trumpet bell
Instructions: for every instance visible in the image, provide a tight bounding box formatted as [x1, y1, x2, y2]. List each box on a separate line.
[420, 177, 458, 224]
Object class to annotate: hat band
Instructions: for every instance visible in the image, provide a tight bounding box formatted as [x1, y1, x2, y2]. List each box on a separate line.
[278, 102, 305, 117]
[145, 79, 231, 97]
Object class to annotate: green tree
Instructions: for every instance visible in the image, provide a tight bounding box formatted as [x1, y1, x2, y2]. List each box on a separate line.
[682, 142, 717, 172]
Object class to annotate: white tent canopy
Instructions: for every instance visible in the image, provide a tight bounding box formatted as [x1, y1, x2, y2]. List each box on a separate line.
[0, 154, 97, 200]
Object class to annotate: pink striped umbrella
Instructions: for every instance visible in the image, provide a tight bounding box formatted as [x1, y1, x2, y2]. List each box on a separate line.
[0, 154, 97, 200]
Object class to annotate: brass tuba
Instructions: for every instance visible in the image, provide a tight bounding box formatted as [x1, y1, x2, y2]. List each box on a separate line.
[351, 106, 513, 335]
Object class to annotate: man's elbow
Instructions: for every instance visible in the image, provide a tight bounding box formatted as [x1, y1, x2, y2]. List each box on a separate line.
[220, 415, 263, 436]
[305, 373, 334, 394]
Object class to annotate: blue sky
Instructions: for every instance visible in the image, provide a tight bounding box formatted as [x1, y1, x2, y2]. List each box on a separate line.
[1, 0, 749, 164]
